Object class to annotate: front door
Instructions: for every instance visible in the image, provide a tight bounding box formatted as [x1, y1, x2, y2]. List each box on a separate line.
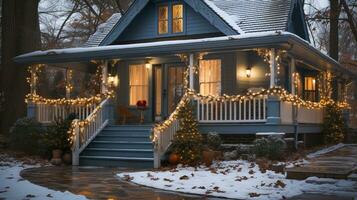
[153, 64, 185, 121]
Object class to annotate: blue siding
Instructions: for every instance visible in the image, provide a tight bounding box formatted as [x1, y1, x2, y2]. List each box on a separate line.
[116, 1, 221, 43]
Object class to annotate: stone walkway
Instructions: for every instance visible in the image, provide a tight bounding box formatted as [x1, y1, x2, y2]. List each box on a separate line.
[20, 165, 356, 200]
[287, 145, 357, 180]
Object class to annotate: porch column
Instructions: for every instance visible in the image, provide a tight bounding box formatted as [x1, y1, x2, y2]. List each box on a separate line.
[101, 61, 108, 94]
[189, 53, 194, 90]
[27, 65, 37, 119]
[270, 48, 276, 88]
[290, 58, 296, 95]
[65, 69, 72, 99]
[266, 48, 281, 124]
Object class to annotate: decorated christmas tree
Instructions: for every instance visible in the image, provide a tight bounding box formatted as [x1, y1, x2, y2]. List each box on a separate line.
[171, 102, 203, 165]
[322, 103, 347, 144]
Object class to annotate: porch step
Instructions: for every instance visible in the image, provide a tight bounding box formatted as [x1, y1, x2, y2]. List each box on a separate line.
[79, 125, 154, 168]
[347, 173, 357, 181]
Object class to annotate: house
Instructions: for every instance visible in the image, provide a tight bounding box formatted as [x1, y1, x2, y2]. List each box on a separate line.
[15, 0, 355, 168]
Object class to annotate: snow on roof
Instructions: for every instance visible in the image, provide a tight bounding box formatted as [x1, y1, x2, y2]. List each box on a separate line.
[83, 0, 294, 47]
[84, 13, 122, 47]
[206, 0, 292, 33]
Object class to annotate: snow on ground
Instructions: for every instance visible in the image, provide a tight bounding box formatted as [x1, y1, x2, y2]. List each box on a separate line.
[118, 160, 357, 200]
[306, 143, 345, 158]
[0, 154, 87, 200]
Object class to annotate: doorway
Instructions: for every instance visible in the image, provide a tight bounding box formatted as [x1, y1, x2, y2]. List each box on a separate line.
[153, 64, 185, 121]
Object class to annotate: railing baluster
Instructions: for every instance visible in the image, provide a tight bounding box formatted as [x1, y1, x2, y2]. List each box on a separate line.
[197, 100, 200, 121]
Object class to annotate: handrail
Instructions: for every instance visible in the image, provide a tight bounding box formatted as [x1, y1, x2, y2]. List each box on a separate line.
[71, 98, 110, 165]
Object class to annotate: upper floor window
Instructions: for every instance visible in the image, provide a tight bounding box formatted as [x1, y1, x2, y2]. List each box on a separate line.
[158, 3, 184, 35]
[172, 4, 183, 33]
[158, 6, 169, 34]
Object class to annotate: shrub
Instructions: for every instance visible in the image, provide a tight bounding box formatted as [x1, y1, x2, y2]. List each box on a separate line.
[206, 132, 222, 150]
[44, 115, 75, 152]
[8, 117, 46, 155]
[253, 136, 286, 160]
[322, 103, 347, 144]
[171, 102, 203, 165]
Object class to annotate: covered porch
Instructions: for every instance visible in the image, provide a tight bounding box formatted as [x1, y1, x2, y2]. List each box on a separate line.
[15, 31, 351, 166]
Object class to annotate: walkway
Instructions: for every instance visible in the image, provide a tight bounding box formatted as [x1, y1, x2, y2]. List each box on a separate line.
[287, 144, 357, 180]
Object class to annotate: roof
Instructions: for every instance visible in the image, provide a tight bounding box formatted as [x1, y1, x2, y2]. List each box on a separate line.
[84, 0, 295, 47]
[206, 0, 292, 33]
[84, 13, 122, 47]
[16, 31, 353, 79]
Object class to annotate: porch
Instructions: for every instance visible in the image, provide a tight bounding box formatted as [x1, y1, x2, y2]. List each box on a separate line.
[15, 32, 350, 168]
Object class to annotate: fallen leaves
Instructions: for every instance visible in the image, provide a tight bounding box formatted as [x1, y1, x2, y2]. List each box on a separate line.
[122, 175, 133, 181]
[163, 178, 173, 182]
[274, 180, 286, 188]
[179, 175, 189, 180]
[249, 192, 261, 197]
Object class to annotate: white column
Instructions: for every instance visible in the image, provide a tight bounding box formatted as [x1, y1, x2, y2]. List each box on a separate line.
[101, 61, 108, 94]
[30, 65, 37, 95]
[65, 69, 71, 99]
[189, 54, 194, 90]
[270, 48, 276, 88]
[290, 58, 296, 95]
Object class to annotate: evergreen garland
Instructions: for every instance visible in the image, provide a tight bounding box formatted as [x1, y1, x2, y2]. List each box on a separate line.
[322, 102, 347, 144]
[171, 101, 203, 165]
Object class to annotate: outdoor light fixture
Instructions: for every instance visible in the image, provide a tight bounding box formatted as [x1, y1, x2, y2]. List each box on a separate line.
[246, 66, 252, 78]
[145, 59, 152, 69]
[108, 75, 119, 87]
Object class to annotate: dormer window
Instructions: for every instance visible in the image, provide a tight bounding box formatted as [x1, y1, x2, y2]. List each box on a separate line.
[158, 3, 184, 35]
[172, 4, 183, 33]
[158, 6, 169, 34]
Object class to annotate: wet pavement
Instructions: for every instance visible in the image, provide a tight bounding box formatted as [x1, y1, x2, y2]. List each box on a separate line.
[287, 145, 357, 180]
[20, 166, 356, 200]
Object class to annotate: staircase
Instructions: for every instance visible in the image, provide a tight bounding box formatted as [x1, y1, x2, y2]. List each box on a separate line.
[79, 125, 154, 168]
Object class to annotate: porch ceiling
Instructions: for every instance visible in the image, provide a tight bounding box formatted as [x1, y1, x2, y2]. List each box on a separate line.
[14, 31, 354, 78]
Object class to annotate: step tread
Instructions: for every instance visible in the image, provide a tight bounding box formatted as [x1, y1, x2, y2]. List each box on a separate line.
[80, 155, 154, 161]
[84, 148, 153, 152]
[97, 135, 150, 138]
[91, 141, 152, 144]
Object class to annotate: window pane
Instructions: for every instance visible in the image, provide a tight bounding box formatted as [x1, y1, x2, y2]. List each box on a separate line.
[158, 6, 168, 34]
[173, 19, 183, 33]
[129, 64, 149, 106]
[173, 4, 183, 19]
[199, 60, 221, 96]
[304, 77, 316, 91]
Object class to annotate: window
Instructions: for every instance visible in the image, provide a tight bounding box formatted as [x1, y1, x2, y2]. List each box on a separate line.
[199, 60, 221, 96]
[304, 77, 316, 102]
[129, 64, 149, 106]
[172, 4, 183, 33]
[158, 6, 168, 34]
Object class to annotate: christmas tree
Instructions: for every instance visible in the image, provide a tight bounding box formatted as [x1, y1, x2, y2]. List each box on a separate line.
[171, 101, 203, 165]
[322, 103, 347, 144]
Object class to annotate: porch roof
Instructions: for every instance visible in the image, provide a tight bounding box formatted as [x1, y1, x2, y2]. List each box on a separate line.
[14, 31, 352, 77]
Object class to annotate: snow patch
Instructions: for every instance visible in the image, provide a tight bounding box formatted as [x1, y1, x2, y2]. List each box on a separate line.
[117, 160, 357, 200]
[0, 154, 87, 200]
[307, 143, 345, 158]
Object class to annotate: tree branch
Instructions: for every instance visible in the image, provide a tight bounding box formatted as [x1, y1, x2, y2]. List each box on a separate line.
[55, 3, 78, 44]
[341, 0, 357, 42]
[82, 0, 102, 20]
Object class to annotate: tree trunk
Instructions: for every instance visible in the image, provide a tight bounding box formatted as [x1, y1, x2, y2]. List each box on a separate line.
[329, 0, 341, 61]
[0, 0, 41, 135]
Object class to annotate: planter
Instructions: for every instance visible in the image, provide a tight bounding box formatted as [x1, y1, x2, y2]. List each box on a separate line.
[168, 153, 180, 165]
[51, 149, 63, 165]
[202, 150, 215, 166]
[62, 152, 72, 165]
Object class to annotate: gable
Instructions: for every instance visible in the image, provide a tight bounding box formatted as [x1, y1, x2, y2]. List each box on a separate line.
[287, 0, 310, 41]
[115, 1, 223, 44]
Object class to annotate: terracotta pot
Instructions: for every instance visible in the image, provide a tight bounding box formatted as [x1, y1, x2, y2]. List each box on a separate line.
[62, 153, 72, 165]
[168, 153, 180, 165]
[51, 149, 63, 165]
[202, 150, 215, 166]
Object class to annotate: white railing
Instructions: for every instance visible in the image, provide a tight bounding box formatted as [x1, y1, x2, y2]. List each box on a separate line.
[35, 103, 97, 123]
[153, 119, 179, 168]
[71, 98, 109, 165]
[195, 96, 267, 123]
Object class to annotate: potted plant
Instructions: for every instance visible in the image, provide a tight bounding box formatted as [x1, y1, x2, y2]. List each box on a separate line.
[202, 132, 222, 166]
[45, 115, 74, 165]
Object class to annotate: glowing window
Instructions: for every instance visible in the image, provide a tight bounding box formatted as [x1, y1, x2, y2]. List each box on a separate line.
[158, 6, 168, 34]
[172, 4, 183, 33]
[199, 60, 221, 96]
[129, 64, 149, 106]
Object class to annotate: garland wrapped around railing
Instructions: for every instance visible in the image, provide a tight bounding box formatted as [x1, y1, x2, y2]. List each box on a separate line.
[25, 91, 114, 106]
[151, 86, 350, 145]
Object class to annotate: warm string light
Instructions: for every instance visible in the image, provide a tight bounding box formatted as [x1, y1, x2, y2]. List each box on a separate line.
[65, 69, 73, 95]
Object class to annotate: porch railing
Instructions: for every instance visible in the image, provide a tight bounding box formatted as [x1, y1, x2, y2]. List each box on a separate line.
[71, 98, 109, 165]
[195, 96, 267, 123]
[35, 103, 97, 123]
